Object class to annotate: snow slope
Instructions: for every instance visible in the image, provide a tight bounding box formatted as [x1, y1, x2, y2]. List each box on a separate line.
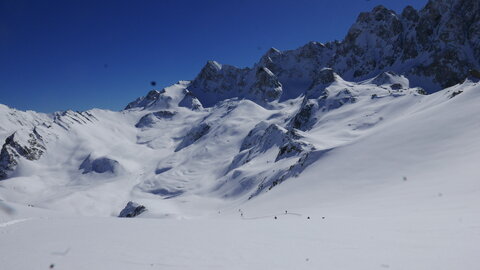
[1, 77, 479, 269]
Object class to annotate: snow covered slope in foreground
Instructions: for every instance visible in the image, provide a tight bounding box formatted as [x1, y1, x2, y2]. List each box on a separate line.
[1, 78, 480, 269]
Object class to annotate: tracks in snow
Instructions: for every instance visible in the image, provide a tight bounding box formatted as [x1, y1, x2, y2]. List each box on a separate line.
[0, 218, 31, 228]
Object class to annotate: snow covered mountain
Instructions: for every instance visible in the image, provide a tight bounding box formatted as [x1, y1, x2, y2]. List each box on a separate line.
[187, 0, 479, 107]
[1, 0, 480, 269]
[0, 0, 479, 214]
[0, 70, 478, 215]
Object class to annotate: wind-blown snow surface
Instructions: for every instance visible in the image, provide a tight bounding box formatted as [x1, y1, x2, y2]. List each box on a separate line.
[1, 77, 480, 269]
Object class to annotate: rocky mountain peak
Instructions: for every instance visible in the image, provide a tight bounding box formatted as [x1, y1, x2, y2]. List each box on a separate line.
[347, 5, 402, 45]
[265, 47, 281, 56]
[195, 61, 224, 83]
[126, 0, 479, 110]
[297, 42, 326, 59]
[125, 89, 164, 110]
[146, 90, 161, 99]
[401, 6, 419, 22]
[356, 5, 397, 23]
[205, 60, 223, 72]
[423, 0, 455, 14]
[251, 67, 283, 102]
[258, 47, 283, 70]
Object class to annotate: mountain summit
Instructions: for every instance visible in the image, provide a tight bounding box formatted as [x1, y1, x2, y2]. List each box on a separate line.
[165, 0, 477, 109]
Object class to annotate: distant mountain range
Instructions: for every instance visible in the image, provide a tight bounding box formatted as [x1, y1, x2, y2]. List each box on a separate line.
[183, 0, 480, 108]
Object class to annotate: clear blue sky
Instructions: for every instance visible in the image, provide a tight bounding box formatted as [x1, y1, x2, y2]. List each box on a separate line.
[0, 0, 427, 112]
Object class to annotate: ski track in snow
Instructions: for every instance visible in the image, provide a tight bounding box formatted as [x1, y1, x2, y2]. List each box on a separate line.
[0, 218, 31, 228]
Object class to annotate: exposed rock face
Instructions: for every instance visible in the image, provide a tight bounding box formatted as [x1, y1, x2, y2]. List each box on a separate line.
[306, 68, 338, 99]
[0, 129, 45, 180]
[188, 61, 251, 107]
[330, 0, 480, 89]
[178, 90, 203, 110]
[250, 67, 283, 102]
[248, 148, 331, 198]
[125, 89, 171, 110]
[175, 122, 211, 152]
[228, 123, 314, 172]
[470, 69, 480, 79]
[290, 87, 357, 132]
[314, 68, 336, 85]
[79, 155, 119, 174]
[135, 111, 177, 128]
[53, 110, 97, 130]
[289, 98, 318, 131]
[118, 201, 147, 218]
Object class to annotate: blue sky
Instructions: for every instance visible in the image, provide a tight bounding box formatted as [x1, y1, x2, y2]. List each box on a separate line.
[0, 0, 427, 112]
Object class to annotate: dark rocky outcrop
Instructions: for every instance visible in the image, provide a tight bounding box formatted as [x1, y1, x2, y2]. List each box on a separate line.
[188, 61, 251, 107]
[53, 110, 97, 130]
[289, 87, 357, 131]
[470, 69, 480, 79]
[135, 111, 177, 128]
[125, 89, 172, 110]
[289, 98, 317, 131]
[228, 123, 314, 172]
[118, 201, 147, 218]
[175, 122, 211, 152]
[79, 155, 119, 174]
[0, 130, 45, 180]
[250, 67, 283, 102]
[178, 90, 203, 110]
